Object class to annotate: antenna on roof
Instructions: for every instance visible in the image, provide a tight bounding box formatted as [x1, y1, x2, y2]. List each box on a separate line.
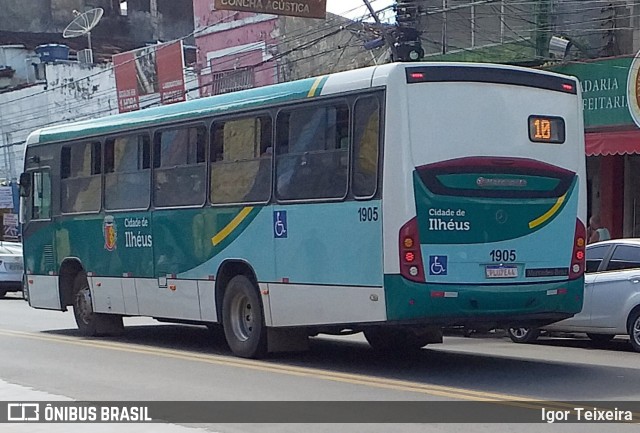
[62, 8, 104, 55]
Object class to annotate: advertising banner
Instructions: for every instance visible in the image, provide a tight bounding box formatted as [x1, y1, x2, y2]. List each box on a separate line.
[113, 41, 186, 113]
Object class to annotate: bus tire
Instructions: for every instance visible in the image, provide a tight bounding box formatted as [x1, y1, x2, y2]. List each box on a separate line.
[627, 311, 640, 352]
[364, 327, 431, 352]
[222, 275, 267, 359]
[0, 290, 6, 299]
[72, 274, 123, 336]
[506, 327, 539, 343]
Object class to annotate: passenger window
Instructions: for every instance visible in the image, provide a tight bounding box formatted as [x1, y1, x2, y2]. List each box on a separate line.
[60, 141, 101, 213]
[210, 115, 272, 204]
[606, 245, 640, 271]
[585, 245, 609, 273]
[275, 103, 349, 200]
[153, 126, 206, 207]
[352, 96, 380, 198]
[104, 134, 151, 210]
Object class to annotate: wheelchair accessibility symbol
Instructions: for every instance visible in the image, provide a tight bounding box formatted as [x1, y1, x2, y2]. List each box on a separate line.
[429, 255, 448, 275]
[273, 211, 287, 238]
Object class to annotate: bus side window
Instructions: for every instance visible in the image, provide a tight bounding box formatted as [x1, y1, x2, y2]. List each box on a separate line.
[210, 115, 272, 204]
[60, 141, 101, 213]
[153, 125, 207, 207]
[275, 103, 349, 201]
[104, 134, 151, 210]
[352, 96, 380, 198]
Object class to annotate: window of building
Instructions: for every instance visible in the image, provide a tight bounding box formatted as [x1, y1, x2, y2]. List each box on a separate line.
[352, 96, 381, 198]
[210, 115, 272, 204]
[104, 133, 151, 210]
[60, 141, 101, 213]
[210, 66, 255, 95]
[153, 125, 207, 207]
[275, 103, 349, 201]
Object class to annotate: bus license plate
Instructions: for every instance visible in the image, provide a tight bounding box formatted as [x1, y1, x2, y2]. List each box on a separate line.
[485, 265, 518, 279]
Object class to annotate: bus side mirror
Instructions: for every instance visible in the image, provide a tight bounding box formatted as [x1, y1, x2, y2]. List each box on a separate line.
[19, 172, 31, 198]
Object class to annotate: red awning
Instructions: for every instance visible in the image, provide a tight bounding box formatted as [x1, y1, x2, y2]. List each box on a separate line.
[585, 129, 640, 156]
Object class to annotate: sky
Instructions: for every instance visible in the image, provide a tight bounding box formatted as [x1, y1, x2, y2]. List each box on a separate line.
[326, 0, 395, 21]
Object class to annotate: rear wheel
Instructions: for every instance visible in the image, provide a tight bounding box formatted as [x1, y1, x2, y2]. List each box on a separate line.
[586, 333, 614, 344]
[628, 312, 640, 352]
[72, 273, 123, 336]
[364, 327, 433, 352]
[507, 327, 540, 343]
[222, 275, 267, 359]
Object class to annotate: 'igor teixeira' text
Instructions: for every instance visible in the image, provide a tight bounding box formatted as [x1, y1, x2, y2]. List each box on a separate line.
[542, 407, 633, 423]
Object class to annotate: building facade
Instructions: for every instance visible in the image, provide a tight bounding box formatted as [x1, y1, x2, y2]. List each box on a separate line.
[551, 57, 640, 239]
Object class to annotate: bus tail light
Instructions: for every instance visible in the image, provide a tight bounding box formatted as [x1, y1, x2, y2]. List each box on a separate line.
[569, 218, 586, 280]
[399, 217, 425, 282]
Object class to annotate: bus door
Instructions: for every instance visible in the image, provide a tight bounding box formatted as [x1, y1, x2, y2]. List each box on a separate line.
[20, 154, 57, 309]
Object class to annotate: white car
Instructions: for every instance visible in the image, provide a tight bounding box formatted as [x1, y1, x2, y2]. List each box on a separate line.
[508, 238, 640, 352]
[0, 241, 23, 298]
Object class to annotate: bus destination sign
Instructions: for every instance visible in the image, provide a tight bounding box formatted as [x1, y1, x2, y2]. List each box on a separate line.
[213, 0, 327, 19]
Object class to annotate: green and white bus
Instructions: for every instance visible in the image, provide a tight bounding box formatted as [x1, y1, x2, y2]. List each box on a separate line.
[20, 62, 586, 358]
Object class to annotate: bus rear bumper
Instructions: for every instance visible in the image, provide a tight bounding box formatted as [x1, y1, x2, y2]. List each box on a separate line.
[383, 274, 584, 328]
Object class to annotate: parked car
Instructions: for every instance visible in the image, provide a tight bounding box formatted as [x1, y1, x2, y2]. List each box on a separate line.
[507, 238, 640, 352]
[0, 241, 23, 298]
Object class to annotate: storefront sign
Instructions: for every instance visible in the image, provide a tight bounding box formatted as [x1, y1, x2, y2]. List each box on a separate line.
[213, 0, 327, 19]
[550, 58, 634, 129]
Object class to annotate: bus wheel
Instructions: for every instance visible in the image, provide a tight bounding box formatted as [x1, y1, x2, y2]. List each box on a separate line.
[364, 328, 431, 352]
[222, 275, 267, 359]
[506, 327, 539, 343]
[72, 274, 123, 336]
[0, 290, 6, 299]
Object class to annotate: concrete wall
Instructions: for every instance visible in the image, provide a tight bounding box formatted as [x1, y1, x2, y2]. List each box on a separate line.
[0, 61, 116, 179]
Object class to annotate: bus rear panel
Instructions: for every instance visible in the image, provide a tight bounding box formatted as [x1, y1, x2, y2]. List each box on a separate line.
[381, 64, 586, 328]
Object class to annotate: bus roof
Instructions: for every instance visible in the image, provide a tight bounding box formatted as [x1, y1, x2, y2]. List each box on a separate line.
[25, 62, 578, 147]
[26, 74, 334, 146]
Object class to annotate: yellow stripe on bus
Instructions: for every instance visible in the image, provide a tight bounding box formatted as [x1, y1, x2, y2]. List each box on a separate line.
[307, 76, 325, 97]
[528, 193, 566, 229]
[211, 207, 254, 246]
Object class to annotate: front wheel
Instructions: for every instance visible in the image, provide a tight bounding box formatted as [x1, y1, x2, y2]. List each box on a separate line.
[72, 274, 123, 336]
[628, 312, 640, 352]
[507, 327, 540, 343]
[222, 275, 267, 358]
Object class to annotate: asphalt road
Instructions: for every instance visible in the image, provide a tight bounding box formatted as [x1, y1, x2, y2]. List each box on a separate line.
[0, 293, 639, 433]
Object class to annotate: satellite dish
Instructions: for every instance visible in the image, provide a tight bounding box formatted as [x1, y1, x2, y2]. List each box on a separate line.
[63, 8, 104, 52]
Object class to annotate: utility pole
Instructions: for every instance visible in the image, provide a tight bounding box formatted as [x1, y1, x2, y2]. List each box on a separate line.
[361, 0, 424, 62]
[535, 0, 552, 60]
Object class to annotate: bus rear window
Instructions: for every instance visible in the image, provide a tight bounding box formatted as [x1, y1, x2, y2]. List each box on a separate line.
[416, 156, 575, 199]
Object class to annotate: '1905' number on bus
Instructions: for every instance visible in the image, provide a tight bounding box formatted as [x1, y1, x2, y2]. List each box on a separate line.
[358, 207, 379, 222]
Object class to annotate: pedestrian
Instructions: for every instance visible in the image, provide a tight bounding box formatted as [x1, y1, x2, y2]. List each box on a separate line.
[588, 214, 611, 244]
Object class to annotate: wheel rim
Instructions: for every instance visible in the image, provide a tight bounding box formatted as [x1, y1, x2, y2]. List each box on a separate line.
[230, 293, 254, 342]
[75, 287, 93, 325]
[510, 327, 529, 339]
[633, 317, 640, 346]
